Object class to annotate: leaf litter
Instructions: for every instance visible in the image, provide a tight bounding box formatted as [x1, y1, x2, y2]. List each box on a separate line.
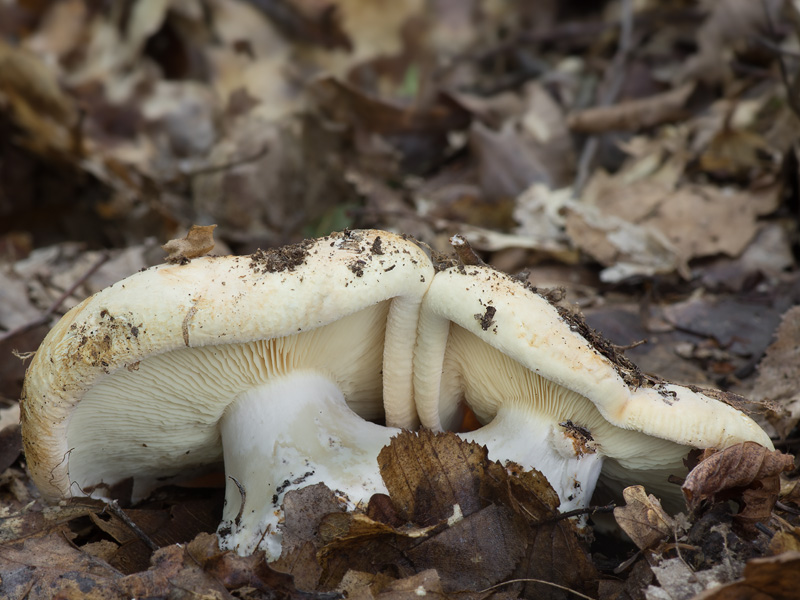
[2, 0, 800, 598]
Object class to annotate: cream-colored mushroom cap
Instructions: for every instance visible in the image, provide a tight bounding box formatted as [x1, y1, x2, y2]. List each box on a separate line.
[21, 229, 433, 557]
[413, 264, 773, 511]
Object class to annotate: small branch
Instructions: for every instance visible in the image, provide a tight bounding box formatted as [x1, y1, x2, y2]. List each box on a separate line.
[105, 499, 159, 552]
[613, 339, 648, 351]
[776, 501, 800, 515]
[551, 502, 616, 522]
[182, 145, 269, 178]
[0, 252, 110, 343]
[478, 577, 597, 600]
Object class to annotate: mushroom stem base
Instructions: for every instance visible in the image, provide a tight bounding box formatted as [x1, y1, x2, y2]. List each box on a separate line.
[217, 371, 398, 558]
[462, 405, 604, 512]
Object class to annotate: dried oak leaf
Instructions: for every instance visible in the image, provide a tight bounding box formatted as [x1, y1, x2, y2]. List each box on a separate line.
[318, 430, 596, 597]
[0, 528, 123, 600]
[682, 442, 795, 533]
[161, 224, 217, 263]
[377, 428, 488, 525]
[613, 485, 676, 551]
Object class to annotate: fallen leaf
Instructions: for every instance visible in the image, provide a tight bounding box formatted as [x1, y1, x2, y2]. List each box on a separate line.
[317, 431, 594, 596]
[377, 428, 487, 525]
[0, 529, 123, 600]
[614, 486, 676, 551]
[682, 442, 795, 533]
[404, 503, 528, 592]
[161, 224, 217, 263]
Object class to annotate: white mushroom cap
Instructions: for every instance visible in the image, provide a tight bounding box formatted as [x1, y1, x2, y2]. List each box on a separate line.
[412, 265, 773, 511]
[21, 229, 433, 556]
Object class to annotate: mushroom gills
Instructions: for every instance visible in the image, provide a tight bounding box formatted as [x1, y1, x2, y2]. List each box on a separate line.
[64, 301, 396, 558]
[218, 371, 398, 557]
[439, 323, 690, 511]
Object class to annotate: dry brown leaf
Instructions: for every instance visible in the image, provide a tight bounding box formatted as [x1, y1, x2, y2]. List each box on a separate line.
[161, 224, 217, 263]
[404, 504, 528, 593]
[682, 442, 795, 533]
[314, 431, 593, 595]
[0, 529, 123, 600]
[768, 530, 800, 555]
[377, 428, 487, 524]
[613, 485, 676, 551]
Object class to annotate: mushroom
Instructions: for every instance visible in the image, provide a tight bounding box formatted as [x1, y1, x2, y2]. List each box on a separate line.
[411, 263, 773, 513]
[21, 229, 433, 558]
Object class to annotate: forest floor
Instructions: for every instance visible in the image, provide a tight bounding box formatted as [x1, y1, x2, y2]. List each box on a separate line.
[1, 1, 800, 598]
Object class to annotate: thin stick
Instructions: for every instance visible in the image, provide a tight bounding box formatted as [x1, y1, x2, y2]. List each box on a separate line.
[0, 252, 110, 343]
[551, 502, 616, 522]
[105, 499, 159, 552]
[478, 577, 597, 600]
[182, 145, 269, 178]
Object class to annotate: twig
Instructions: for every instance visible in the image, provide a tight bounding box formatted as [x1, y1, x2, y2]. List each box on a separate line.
[478, 577, 597, 600]
[0, 252, 110, 343]
[182, 145, 269, 178]
[573, 0, 635, 198]
[105, 499, 159, 552]
[551, 502, 616, 522]
[613, 339, 648, 351]
[776, 501, 800, 515]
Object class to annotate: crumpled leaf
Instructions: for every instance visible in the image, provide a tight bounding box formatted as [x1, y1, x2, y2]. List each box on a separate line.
[0, 528, 122, 600]
[682, 442, 795, 533]
[161, 224, 217, 263]
[614, 485, 676, 551]
[315, 431, 595, 597]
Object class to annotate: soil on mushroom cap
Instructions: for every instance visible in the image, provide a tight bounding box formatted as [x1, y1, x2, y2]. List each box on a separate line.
[249, 239, 313, 274]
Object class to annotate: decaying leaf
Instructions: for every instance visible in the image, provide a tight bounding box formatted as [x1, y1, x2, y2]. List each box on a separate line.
[614, 486, 676, 551]
[682, 442, 795, 533]
[0, 528, 123, 600]
[315, 430, 596, 597]
[161, 224, 217, 263]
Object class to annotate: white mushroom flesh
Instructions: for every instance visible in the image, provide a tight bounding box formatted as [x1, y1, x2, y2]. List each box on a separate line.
[437, 324, 690, 511]
[218, 371, 397, 557]
[66, 302, 393, 556]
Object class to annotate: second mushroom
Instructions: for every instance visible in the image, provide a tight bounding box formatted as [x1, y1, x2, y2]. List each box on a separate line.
[411, 260, 774, 513]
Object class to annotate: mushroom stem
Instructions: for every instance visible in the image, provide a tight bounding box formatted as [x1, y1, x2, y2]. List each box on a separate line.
[462, 404, 604, 512]
[217, 371, 397, 558]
